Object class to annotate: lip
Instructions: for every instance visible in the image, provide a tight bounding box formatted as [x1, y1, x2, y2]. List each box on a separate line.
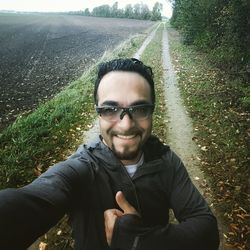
[116, 134, 137, 140]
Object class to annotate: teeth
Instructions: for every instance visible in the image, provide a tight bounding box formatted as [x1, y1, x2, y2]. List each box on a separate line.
[117, 134, 136, 139]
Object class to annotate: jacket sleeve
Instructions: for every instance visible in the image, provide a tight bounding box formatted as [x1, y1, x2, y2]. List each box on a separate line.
[111, 152, 220, 250]
[0, 157, 93, 249]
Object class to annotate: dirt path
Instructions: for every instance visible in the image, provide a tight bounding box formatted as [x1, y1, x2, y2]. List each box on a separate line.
[133, 23, 160, 60]
[162, 24, 227, 249]
[162, 25, 205, 193]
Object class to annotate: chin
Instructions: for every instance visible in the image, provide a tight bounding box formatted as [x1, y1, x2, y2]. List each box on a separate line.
[113, 147, 141, 162]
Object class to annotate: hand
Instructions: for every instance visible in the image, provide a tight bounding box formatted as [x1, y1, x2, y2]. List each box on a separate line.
[104, 191, 139, 246]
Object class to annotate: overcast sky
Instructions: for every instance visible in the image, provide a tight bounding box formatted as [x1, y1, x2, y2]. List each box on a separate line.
[0, 0, 173, 17]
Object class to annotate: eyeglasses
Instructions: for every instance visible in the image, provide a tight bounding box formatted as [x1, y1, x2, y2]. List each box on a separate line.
[96, 104, 154, 121]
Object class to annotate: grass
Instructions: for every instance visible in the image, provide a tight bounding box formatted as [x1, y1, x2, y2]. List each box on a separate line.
[140, 23, 168, 141]
[0, 31, 150, 189]
[167, 26, 249, 249]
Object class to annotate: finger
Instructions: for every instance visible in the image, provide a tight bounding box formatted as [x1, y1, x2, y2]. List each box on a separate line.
[104, 208, 123, 218]
[104, 208, 123, 246]
[115, 191, 138, 215]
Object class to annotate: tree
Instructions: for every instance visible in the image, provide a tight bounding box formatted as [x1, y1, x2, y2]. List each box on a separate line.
[83, 8, 90, 16]
[111, 2, 119, 17]
[124, 4, 133, 18]
[151, 2, 163, 21]
[133, 3, 142, 19]
[90, 2, 157, 21]
[92, 5, 111, 17]
[141, 4, 151, 20]
[170, 0, 250, 78]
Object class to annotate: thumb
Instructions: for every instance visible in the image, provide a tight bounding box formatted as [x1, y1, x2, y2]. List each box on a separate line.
[115, 191, 138, 215]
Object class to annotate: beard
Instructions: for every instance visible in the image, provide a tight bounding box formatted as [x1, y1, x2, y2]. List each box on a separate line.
[111, 142, 142, 161]
[101, 124, 152, 163]
[110, 127, 144, 161]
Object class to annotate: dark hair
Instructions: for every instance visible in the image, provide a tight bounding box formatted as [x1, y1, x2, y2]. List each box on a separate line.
[94, 58, 155, 104]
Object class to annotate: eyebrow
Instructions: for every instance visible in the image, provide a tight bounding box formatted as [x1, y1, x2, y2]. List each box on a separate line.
[100, 101, 119, 106]
[100, 100, 151, 107]
[131, 100, 152, 106]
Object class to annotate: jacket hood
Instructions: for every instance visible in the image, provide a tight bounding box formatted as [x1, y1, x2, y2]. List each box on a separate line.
[77, 135, 169, 169]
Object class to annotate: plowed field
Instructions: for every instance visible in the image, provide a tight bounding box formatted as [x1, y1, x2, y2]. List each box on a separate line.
[0, 13, 154, 130]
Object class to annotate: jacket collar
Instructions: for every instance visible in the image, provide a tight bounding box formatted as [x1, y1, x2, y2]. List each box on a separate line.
[86, 135, 122, 168]
[84, 135, 169, 174]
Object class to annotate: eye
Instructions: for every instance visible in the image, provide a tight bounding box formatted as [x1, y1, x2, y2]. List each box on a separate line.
[129, 105, 154, 120]
[101, 106, 119, 115]
[132, 106, 148, 115]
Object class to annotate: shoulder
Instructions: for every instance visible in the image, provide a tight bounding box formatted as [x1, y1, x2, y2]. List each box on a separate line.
[144, 136, 186, 175]
[143, 135, 170, 161]
[40, 145, 95, 186]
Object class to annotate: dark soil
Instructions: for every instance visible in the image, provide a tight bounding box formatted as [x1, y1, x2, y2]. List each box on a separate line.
[0, 13, 154, 130]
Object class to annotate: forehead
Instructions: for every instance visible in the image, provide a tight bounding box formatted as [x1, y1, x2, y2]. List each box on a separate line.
[97, 71, 151, 105]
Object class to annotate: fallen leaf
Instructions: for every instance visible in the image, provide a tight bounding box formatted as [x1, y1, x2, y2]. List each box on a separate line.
[39, 242, 47, 250]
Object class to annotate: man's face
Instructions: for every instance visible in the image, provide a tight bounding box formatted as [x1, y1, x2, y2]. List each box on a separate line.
[97, 71, 153, 165]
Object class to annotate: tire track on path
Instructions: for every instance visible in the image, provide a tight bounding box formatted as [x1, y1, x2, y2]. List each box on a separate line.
[162, 23, 227, 249]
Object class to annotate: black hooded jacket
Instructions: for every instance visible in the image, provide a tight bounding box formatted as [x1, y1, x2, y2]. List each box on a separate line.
[0, 135, 219, 250]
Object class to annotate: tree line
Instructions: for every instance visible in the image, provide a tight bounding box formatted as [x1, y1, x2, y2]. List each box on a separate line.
[170, 0, 249, 80]
[69, 2, 162, 21]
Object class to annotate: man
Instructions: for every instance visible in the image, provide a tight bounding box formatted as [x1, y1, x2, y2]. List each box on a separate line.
[0, 58, 219, 250]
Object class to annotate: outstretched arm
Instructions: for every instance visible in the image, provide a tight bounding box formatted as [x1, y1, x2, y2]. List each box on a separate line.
[0, 158, 92, 249]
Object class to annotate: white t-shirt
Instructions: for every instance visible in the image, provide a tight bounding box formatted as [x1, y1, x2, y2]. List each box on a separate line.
[124, 153, 144, 177]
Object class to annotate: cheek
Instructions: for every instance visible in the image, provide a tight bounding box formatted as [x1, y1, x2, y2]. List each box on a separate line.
[99, 119, 114, 138]
[141, 119, 153, 132]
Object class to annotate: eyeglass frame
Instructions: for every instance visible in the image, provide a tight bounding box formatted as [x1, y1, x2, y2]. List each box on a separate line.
[95, 103, 155, 121]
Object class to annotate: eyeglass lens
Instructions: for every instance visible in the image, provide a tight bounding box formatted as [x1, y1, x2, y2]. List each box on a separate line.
[96, 105, 154, 121]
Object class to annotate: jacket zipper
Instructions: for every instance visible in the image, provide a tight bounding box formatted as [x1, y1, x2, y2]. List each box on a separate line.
[121, 164, 142, 215]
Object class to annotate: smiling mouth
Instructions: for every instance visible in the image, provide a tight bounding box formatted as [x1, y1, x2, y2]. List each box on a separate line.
[116, 134, 138, 140]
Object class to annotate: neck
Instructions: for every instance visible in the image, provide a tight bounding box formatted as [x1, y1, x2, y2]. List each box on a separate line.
[101, 137, 142, 165]
[121, 152, 143, 166]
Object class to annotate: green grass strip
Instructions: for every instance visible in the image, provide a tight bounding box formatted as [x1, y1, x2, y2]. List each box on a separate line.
[140, 22, 168, 142]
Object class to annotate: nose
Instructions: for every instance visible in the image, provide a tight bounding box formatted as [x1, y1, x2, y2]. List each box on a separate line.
[120, 109, 132, 120]
[118, 112, 135, 129]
